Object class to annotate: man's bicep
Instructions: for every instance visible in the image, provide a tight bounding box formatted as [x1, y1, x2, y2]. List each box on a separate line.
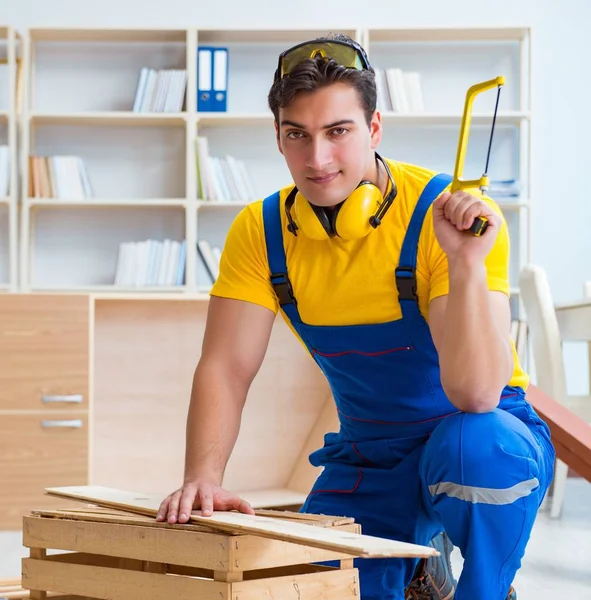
[201, 296, 276, 386]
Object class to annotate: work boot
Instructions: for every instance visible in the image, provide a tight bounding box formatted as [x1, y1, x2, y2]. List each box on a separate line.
[405, 531, 456, 600]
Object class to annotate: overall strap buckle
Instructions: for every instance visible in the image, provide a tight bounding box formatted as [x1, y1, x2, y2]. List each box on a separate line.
[270, 272, 297, 306]
[395, 266, 418, 302]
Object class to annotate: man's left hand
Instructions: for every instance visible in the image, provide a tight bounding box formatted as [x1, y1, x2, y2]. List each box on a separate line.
[432, 190, 501, 266]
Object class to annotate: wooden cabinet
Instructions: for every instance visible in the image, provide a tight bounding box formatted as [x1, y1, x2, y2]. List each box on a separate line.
[0, 413, 89, 529]
[0, 295, 90, 411]
[0, 295, 91, 529]
[0, 293, 325, 530]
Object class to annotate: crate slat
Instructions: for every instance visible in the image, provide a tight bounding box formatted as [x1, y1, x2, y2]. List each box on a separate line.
[22, 559, 228, 600]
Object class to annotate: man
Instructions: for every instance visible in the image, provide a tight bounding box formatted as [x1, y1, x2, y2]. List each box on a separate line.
[157, 33, 555, 600]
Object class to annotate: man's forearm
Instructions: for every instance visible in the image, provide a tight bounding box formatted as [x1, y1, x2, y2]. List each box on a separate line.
[438, 260, 513, 413]
[183, 360, 246, 485]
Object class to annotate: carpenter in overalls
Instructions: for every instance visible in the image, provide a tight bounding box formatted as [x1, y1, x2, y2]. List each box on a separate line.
[211, 34, 555, 600]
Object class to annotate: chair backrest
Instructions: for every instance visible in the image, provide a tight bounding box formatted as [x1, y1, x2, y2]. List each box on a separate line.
[519, 264, 568, 404]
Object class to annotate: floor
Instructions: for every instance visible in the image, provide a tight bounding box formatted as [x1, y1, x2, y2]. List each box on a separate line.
[1, 479, 590, 598]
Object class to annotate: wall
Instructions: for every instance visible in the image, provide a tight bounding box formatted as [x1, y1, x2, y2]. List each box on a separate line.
[2, 0, 590, 391]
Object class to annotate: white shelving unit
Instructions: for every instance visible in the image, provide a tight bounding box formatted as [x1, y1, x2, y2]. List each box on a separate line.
[17, 26, 531, 310]
[0, 27, 20, 292]
[19, 27, 197, 293]
[363, 26, 531, 316]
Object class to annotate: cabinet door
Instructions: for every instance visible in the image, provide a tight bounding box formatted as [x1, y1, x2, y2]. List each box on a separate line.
[0, 295, 90, 410]
[0, 413, 88, 529]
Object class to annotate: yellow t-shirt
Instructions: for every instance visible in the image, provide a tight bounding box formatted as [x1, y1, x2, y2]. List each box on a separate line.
[211, 159, 529, 390]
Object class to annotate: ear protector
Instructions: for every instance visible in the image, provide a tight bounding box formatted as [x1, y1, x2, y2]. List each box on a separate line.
[285, 152, 397, 241]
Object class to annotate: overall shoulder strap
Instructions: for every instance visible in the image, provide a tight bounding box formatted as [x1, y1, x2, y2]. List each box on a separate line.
[261, 191, 301, 324]
[396, 173, 453, 314]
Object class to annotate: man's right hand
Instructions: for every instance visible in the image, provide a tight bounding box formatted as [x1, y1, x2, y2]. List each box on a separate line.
[156, 477, 256, 524]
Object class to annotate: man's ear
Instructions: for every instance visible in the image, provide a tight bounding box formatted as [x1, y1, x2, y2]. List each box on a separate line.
[369, 109, 383, 149]
[274, 120, 284, 155]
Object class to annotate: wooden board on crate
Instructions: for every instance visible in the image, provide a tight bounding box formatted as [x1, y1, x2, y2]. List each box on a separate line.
[44, 485, 437, 559]
[21, 506, 364, 600]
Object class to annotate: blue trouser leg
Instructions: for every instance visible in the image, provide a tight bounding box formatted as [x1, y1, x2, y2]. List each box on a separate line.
[300, 445, 440, 600]
[420, 409, 555, 600]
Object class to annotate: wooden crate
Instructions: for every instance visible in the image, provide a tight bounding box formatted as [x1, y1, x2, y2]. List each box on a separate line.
[21, 507, 361, 600]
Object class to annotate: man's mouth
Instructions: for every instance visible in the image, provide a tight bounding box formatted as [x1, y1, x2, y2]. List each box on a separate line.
[308, 172, 339, 185]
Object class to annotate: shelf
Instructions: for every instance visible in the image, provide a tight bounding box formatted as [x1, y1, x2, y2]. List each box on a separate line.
[381, 112, 529, 126]
[497, 200, 530, 211]
[196, 28, 359, 45]
[196, 111, 529, 127]
[29, 112, 188, 127]
[0, 197, 10, 205]
[0, 110, 8, 122]
[26, 198, 190, 209]
[197, 200, 250, 208]
[197, 112, 273, 127]
[30, 285, 189, 294]
[367, 27, 529, 43]
[29, 28, 187, 43]
[93, 291, 210, 301]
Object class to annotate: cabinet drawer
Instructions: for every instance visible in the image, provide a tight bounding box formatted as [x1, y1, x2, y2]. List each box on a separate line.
[0, 412, 89, 530]
[0, 295, 90, 410]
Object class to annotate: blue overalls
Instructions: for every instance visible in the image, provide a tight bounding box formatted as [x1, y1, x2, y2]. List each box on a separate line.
[262, 173, 555, 600]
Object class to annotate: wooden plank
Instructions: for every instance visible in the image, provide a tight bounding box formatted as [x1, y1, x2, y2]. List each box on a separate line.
[231, 529, 360, 571]
[22, 515, 231, 571]
[30, 508, 217, 533]
[45, 486, 437, 559]
[231, 567, 359, 600]
[22, 558, 228, 600]
[29, 506, 352, 540]
[34, 506, 351, 528]
[238, 488, 308, 509]
[527, 384, 591, 482]
[253, 509, 355, 527]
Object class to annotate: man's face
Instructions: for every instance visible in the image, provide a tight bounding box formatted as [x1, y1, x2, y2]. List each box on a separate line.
[276, 82, 382, 208]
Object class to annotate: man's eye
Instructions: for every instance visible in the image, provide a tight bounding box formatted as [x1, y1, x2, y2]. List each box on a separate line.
[287, 131, 304, 140]
[331, 128, 348, 136]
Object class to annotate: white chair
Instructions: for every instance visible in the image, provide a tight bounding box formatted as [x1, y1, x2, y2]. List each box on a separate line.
[519, 265, 591, 518]
[585, 281, 591, 396]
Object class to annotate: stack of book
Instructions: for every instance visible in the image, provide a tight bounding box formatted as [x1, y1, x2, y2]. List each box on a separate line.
[195, 136, 257, 202]
[114, 238, 186, 287]
[374, 68, 424, 113]
[132, 68, 188, 113]
[489, 180, 522, 198]
[28, 155, 93, 200]
[197, 238, 222, 285]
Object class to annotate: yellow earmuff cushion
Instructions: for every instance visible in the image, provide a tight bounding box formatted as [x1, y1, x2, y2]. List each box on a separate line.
[335, 183, 382, 240]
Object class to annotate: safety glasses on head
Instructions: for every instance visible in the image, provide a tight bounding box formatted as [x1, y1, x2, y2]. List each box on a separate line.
[275, 38, 372, 81]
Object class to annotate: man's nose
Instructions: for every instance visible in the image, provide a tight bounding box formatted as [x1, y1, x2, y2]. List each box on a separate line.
[306, 138, 333, 171]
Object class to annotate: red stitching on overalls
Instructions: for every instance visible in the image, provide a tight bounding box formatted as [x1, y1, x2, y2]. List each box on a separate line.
[337, 407, 462, 425]
[311, 346, 413, 358]
[352, 443, 375, 465]
[500, 393, 519, 400]
[309, 467, 363, 494]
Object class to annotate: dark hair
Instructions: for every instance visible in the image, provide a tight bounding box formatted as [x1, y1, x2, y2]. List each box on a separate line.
[267, 33, 377, 127]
